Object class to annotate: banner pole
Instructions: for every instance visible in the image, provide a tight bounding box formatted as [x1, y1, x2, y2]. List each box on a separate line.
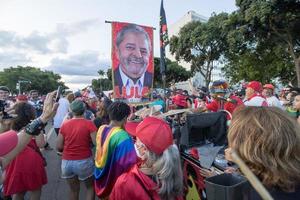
[231, 151, 274, 200]
[162, 74, 168, 112]
[105, 20, 156, 30]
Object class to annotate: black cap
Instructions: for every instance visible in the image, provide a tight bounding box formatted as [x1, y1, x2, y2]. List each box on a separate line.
[0, 86, 10, 92]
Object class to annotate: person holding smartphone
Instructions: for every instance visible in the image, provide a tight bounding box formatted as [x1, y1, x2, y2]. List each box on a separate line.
[0, 91, 58, 183]
[53, 87, 69, 136]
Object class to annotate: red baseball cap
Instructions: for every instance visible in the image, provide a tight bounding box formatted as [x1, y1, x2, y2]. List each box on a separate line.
[0, 130, 18, 157]
[247, 81, 262, 92]
[17, 95, 28, 101]
[133, 117, 173, 155]
[263, 84, 274, 90]
[125, 121, 140, 136]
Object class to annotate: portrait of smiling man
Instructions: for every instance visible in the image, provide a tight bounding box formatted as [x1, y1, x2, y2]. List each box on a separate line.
[113, 24, 153, 103]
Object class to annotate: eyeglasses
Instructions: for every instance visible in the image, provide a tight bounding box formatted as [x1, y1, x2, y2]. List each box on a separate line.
[135, 141, 145, 150]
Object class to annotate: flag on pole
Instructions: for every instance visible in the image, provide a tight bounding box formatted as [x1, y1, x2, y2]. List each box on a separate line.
[160, 0, 168, 75]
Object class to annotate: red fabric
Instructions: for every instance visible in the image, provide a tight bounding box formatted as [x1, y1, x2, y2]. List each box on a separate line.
[189, 148, 199, 160]
[182, 160, 205, 195]
[247, 81, 262, 92]
[133, 117, 173, 155]
[172, 94, 188, 108]
[16, 95, 28, 101]
[125, 121, 140, 136]
[90, 101, 97, 110]
[110, 164, 183, 200]
[0, 130, 18, 156]
[206, 96, 243, 114]
[4, 137, 47, 195]
[194, 99, 198, 108]
[263, 84, 274, 90]
[206, 100, 219, 112]
[224, 95, 244, 114]
[60, 118, 97, 160]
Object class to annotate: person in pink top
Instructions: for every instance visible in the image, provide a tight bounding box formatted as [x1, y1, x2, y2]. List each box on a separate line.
[56, 99, 97, 200]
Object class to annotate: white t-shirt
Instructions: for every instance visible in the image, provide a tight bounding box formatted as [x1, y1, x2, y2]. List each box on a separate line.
[53, 97, 70, 128]
[244, 95, 268, 107]
[266, 96, 284, 109]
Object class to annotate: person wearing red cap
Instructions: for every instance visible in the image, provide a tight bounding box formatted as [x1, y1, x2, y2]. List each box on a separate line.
[16, 94, 28, 102]
[262, 84, 284, 109]
[110, 117, 183, 200]
[206, 80, 243, 115]
[171, 89, 191, 109]
[244, 81, 268, 107]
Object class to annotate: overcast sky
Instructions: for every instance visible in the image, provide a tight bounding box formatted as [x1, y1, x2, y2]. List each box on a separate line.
[0, 0, 237, 90]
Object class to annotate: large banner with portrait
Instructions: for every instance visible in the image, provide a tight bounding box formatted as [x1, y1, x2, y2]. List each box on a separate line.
[111, 22, 154, 103]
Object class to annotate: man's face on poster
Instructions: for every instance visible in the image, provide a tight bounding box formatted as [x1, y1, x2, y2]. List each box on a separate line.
[117, 32, 150, 79]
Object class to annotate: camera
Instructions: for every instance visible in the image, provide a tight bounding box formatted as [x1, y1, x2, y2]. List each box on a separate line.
[36, 100, 44, 111]
[0, 100, 12, 119]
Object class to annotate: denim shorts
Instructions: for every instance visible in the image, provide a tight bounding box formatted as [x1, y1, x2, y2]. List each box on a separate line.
[61, 157, 94, 181]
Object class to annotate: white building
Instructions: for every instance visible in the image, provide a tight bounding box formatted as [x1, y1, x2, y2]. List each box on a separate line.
[167, 10, 207, 71]
[167, 11, 224, 89]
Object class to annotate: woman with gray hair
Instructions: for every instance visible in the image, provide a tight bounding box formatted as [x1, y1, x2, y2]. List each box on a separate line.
[110, 117, 183, 200]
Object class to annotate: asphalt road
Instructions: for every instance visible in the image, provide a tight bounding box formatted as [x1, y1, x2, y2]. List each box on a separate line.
[40, 124, 92, 200]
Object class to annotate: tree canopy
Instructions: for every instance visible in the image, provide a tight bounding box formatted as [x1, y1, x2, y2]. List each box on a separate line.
[169, 13, 229, 87]
[169, 1, 300, 86]
[0, 66, 67, 94]
[153, 57, 191, 88]
[91, 69, 112, 92]
[224, 0, 300, 85]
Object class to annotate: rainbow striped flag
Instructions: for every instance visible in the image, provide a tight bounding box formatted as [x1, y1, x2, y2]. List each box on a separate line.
[94, 125, 137, 198]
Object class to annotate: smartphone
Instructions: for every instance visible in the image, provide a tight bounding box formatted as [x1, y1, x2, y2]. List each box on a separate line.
[55, 86, 62, 102]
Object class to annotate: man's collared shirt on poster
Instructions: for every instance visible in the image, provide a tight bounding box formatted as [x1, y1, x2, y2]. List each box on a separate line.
[119, 67, 145, 103]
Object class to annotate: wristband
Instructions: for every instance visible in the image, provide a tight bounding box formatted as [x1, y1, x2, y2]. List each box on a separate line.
[25, 118, 46, 136]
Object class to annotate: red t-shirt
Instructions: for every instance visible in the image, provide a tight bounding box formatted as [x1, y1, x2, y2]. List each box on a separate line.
[60, 118, 97, 160]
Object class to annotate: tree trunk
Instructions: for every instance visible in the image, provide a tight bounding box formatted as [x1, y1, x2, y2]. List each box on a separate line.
[296, 57, 300, 87]
[205, 78, 209, 88]
[205, 71, 211, 88]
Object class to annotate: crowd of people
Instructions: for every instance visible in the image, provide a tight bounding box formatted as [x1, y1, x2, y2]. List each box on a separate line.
[0, 79, 300, 200]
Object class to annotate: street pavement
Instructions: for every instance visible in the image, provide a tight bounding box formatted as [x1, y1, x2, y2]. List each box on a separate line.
[40, 124, 91, 200]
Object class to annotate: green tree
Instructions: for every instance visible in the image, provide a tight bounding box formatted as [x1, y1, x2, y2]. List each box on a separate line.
[223, 39, 294, 84]
[97, 69, 105, 76]
[170, 13, 229, 87]
[91, 69, 112, 92]
[107, 68, 112, 81]
[154, 57, 191, 88]
[0, 66, 67, 94]
[229, 0, 300, 85]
